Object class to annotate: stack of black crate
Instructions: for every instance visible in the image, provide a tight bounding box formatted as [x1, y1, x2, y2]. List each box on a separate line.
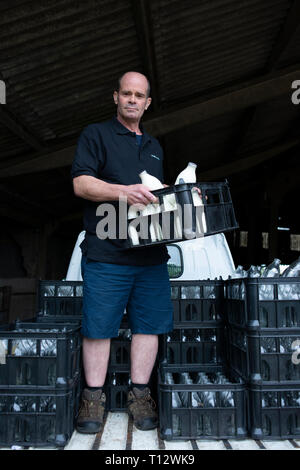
[225, 276, 300, 439]
[0, 281, 84, 447]
[105, 325, 131, 411]
[157, 279, 247, 441]
[0, 319, 82, 448]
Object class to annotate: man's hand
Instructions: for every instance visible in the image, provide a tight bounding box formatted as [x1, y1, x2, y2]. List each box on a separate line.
[192, 186, 208, 201]
[122, 184, 158, 207]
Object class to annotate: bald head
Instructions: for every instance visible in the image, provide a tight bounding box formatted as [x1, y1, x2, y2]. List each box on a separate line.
[113, 71, 152, 127]
[116, 71, 151, 98]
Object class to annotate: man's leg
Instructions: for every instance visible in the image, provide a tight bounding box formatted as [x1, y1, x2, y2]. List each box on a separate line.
[76, 337, 110, 434]
[130, 333, 158, 384]
[78, 259, 134, 433]
[83, 337, 111, 387]
[127, 334, 159, 431]
[126, 264, 173, 431]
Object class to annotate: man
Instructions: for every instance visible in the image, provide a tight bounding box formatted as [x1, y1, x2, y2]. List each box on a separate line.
[71, 71, 173, 433]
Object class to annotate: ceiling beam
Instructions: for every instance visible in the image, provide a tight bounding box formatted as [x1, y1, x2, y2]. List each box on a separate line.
[0, 66, 299, 178]
[0, 144, 77, 177]
[144, 67, 300, 136]
[265, 0, 300, 72]
[232, 1, 300, 157]
[197, 138, 300, 180]
[131, 0, 160, 110]
[0, 1, 29, 12]
[0, 104, 45, 151]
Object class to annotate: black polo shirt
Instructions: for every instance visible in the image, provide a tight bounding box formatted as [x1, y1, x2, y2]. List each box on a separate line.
[71, 116, 169, 265]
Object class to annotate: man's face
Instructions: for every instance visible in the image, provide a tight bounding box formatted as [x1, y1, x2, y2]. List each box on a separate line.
[113, 72, 151, 123]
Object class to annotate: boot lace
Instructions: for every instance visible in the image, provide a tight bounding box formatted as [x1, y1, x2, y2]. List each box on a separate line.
[132, 393, 157, 416]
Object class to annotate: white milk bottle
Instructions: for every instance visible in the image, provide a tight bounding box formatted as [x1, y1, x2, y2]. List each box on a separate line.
[175, 163, 196, 238]
[175, 162, 197, 185]
[139, 170, 163, 241]
[139, 170, 177, 213]
[139, 172, 181, 240]
[128, 170, 163, 219]
[174, 162, 207, 235]
[128, 224, 140, 246]
[139, 170, 164, 190]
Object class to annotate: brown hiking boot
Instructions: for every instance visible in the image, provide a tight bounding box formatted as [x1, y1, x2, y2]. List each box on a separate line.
[76, 388, 106, 434]
[127, 387, 158, 431]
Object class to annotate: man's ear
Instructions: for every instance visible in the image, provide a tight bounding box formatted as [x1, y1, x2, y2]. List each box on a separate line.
[113, 91, 118, 105]
[145, 97, 152, 110]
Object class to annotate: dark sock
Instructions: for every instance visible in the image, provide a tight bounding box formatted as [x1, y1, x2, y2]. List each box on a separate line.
[86, 386, 102, 392]
[131, 382, 148, 391]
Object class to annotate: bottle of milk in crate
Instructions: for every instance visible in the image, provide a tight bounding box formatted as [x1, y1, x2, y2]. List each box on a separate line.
[127, 170, 164, 244]
[279, 256, 300, 300]
[139, 170, 164, 242]
[175, 162, 207, 236]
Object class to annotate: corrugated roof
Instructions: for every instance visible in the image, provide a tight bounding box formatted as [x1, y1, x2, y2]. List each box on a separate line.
[0, 0, 299, 224]
[0, 0, 143, 141]
[152, 0, 292, 104]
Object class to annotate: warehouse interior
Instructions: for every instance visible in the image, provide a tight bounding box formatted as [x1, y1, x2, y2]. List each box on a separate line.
[0, 0, 300, 322]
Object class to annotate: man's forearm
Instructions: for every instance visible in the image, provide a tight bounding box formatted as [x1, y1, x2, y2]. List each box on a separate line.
[73, 174, 157, 206]
[73, 175, 125, 202]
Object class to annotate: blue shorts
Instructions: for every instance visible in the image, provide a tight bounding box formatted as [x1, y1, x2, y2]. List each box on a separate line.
[81, 257, 174, 339]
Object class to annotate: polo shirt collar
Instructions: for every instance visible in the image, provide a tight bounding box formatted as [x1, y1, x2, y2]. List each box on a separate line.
[112, 116, 151, 142]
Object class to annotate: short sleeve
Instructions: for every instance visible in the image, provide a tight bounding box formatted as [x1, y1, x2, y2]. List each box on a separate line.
[71, 125, 105, 179]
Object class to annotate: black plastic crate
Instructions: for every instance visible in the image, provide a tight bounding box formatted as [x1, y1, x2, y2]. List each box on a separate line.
[227, 325, 300, 384]
[226, 326, 249, 382]
[158, 364, 247, 440]
[37, 280, 129, 326]
[109, 329, 132, 367]
[127, 181, 238, 248]
[225, 277, 300, 330]
[248, 382, 300, 439]
[170, 280, 224, 325]
[104, 370, 131, 412]
[0, 376, 81, 448]
[103, 365, 158, 412]
[37, 281, 83, 323]
[0, 321, 82, 387]
[158, 326, 226, 365]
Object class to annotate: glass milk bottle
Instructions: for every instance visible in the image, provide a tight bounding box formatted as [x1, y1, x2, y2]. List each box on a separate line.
[281, 256, 300, 277]
[280, 256, 300, 300]
[260, 258, 281, 300]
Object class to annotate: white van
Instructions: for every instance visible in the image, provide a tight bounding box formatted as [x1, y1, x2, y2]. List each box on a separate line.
[66, 231, 235, 282]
